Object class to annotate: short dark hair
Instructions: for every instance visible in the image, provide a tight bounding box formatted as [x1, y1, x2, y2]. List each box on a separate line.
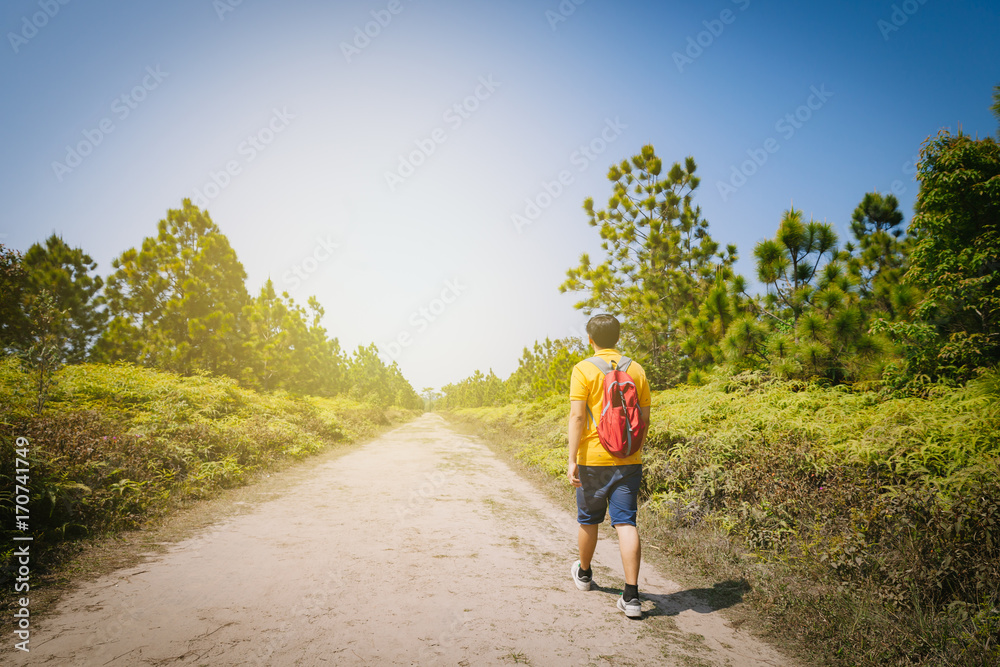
[586, 314, 620, 349]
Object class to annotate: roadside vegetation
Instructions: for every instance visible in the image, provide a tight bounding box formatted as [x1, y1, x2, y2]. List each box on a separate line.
[448, 372, 999, 665]
[1, 201, 423, 601]
[440, 90, 1000, 665]
[0, 358, 418, 590]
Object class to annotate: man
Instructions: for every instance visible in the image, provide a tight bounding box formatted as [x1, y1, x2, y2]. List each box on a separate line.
[567, 314, 651, 619]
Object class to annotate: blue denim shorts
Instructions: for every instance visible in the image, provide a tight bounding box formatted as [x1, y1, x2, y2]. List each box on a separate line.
[576, 464, 642, 526]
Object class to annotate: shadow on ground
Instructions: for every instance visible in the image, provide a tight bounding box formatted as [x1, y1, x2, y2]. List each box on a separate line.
[593, 579, 751, 617]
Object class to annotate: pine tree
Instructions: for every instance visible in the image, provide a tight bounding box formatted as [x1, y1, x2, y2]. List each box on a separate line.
[344, 344, 421, 408]
[678, 269, 754, 370]
[283, 296, 345, 396]
[560, 146, 737, 386]
[505, 337, 588, 400]
[753, 207, 839, 331]
[96, 199, 249, 377]
[241, 279, 291, 392]
[22, 290, 65, 413]
[22, 234, 106, 363]
[845, 192, 918, 321]
[992, 83, 1000, 136]
[735, 207, 882, 382]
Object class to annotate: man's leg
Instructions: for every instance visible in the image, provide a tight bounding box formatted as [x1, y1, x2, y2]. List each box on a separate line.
[578, 523, 599, 569]
[607, 464, 642, 613]
[575, 465, 605, 572]
[614, 523, 641, 585]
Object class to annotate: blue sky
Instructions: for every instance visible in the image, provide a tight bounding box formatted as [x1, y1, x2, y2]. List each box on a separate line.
[2, 0, 998, 390]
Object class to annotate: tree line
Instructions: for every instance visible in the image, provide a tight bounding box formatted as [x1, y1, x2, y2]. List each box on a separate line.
[1, 199, 422, 410]
[441, 88, 1000, 407]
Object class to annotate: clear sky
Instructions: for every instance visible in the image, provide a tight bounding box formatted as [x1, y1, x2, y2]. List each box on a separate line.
[2, 0, 998, 391]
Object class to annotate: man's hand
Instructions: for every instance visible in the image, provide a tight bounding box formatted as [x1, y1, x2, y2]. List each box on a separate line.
[567, 461, 581, 487]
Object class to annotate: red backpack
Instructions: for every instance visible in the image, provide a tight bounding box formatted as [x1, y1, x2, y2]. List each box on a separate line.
[585, 356, 647, 458]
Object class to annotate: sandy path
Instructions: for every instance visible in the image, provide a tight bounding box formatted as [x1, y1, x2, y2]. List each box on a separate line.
[13, 414, 792, 666]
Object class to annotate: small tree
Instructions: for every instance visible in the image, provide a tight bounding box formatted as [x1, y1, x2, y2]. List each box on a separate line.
[22, 290, 66, 413]
[242, 279, 298, 392]
[345, 344, 421, 408]
[992, 83, 1000, 136]
[678, 269, 754, 370]
[505, 337, 588, 401]
[753, 207, 839, 331]
[845, 192, 918, 321]
[420, 387, 441, 411]
[734, 207, 882, 382]
[440, 369, 505, 408]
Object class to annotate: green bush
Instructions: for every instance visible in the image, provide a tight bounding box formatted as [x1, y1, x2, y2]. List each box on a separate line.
[1, 360, 418, 582]
[447, 369, 1000, 665]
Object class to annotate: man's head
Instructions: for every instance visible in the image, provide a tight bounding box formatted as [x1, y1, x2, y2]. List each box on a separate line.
[586, 314, 620, 350]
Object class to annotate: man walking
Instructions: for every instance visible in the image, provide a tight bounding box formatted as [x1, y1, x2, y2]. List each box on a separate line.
[567, 314, 651, 618]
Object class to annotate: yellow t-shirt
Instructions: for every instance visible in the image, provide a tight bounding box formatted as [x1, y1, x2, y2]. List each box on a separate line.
[570, 348, 651, 466]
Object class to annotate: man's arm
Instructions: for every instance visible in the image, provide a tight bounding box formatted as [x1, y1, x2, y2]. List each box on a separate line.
[567, 399, 588, 487]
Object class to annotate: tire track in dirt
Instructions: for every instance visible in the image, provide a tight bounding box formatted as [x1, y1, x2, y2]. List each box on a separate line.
[11, 414, 792, 666]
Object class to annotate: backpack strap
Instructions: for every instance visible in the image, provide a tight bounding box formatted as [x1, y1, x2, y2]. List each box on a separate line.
[617, 356, 632, 373]
[587, 355, 632, 374]
[583, 355, 630, 429]
[585, 356, 613, 375]
[582, 358, 606, 429]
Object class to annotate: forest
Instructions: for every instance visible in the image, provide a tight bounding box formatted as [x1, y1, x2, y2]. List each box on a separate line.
[0, 200, 423, 411]
[442, 119, 1000, 405]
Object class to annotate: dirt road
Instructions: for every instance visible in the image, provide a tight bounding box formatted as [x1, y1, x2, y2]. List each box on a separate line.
[14, 414, 792, 666]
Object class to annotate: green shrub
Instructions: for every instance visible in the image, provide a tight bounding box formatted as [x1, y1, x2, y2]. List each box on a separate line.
[1, 361, 418, 584]
[447, 368, 1000, 665]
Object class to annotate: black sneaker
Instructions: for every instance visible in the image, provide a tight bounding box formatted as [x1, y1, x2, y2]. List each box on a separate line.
[571, 561, 592, 590]
[617, 594, 642, 618]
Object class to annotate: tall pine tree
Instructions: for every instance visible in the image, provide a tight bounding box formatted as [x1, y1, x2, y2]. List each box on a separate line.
[560, 146, 737, 386]
[22, 234, 106, 363]
[845, 192, 917, 321]
[96, 199, 249, 376]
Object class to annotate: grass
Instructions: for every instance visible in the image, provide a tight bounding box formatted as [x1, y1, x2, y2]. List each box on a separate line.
[444, 369, 1000, 666]
[0, 357, 418, 601]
